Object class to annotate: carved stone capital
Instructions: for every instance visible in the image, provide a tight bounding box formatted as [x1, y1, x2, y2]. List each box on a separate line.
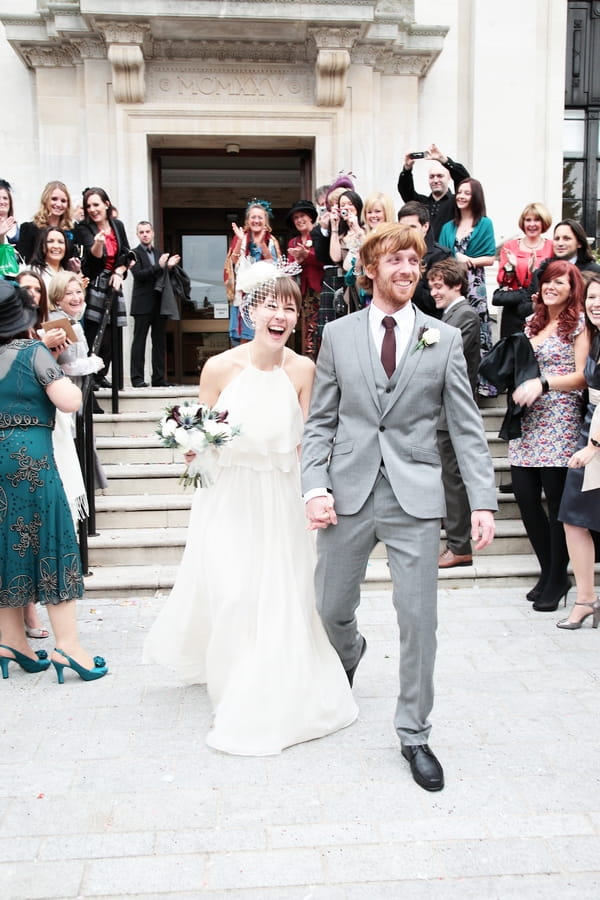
[107, 43, 146, 103]
[96, 22, 152, 52]
[21, 45, 80, 68]
[70, 39, 107, 61]
[310, 27, 361, 51]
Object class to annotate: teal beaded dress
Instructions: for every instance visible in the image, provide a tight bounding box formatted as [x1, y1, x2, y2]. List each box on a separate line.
[0, 339, 84, 607]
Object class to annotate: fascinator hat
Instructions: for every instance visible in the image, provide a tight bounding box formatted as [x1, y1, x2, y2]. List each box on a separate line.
[0, 280, 38, 338]
[236, 258, 302, 327]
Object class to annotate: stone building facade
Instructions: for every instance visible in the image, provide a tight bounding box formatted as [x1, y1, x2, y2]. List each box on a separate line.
[0, 0, 569, 377]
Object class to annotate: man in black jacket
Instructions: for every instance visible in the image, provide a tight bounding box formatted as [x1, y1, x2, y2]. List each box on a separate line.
[397, 143, 469, 241]
[130, 221, 180, 387]
[397, 202, 451, 319]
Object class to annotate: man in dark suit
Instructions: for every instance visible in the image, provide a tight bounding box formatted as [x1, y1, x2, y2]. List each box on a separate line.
[428, 259, 482, 569]
[130, 221, 180, 387]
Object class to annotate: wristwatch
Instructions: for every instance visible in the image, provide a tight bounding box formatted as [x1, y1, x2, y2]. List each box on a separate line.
[591, 437, 600, 448]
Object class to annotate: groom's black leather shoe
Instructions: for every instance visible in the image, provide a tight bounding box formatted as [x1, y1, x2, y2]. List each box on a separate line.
[401, 744, 444, 792]
[345, 636, 367, 687]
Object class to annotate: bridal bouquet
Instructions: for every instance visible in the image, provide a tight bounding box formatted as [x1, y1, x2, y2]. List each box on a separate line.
[156, 402, 241, 488]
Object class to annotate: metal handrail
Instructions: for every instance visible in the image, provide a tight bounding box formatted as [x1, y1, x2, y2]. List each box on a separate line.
[74, 287, 123, 574]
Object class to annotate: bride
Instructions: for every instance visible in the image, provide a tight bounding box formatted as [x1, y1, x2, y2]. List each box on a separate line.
[143, 261, 358, 755]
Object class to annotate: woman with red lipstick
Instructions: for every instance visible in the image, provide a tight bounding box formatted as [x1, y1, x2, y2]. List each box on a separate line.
[144, 261, 358, 755]
[495, 202, 554, 338]
[509, 261, 589, 612]
[74, 187, 131, 387]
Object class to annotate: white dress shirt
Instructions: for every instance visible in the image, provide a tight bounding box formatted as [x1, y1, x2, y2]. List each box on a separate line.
[369, 301, 415, 367]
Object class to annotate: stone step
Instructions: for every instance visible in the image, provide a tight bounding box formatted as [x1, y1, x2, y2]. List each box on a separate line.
[85, 519, 536, 568]
[83, 555, 599, 598]
[94, 431, 510, 464]
[94, 385, 198, 415]
[94, 493, 192, 529]
[91, 490, 522, 532]
[98, 457, 513, 495]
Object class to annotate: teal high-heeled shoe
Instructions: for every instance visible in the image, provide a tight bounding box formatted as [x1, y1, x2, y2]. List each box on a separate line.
[51, 649, 108, 684]
[0, 644, 51, 679]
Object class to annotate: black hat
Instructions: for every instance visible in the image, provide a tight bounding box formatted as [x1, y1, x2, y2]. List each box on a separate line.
[0, 280, 38, 338]
[285, 200, 318, 230]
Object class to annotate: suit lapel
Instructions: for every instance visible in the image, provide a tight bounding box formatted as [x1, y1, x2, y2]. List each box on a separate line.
[352, 309, 381, 412]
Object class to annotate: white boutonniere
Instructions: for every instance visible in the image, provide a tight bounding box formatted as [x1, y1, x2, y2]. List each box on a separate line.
[412, 326, 440, 354]
[304, 240, 313, 248]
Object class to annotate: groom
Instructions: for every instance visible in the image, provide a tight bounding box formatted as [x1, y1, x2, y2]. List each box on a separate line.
[301, 223, 497, 791]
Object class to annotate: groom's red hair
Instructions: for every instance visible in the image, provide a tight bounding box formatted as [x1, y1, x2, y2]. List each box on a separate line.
[357, 224, 426, 294]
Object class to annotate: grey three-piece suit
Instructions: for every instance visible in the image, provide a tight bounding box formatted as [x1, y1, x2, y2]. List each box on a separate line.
[301, 304, 497, 744]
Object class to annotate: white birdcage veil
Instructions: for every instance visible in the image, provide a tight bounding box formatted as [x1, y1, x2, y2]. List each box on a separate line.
[236, 257, 302, 327]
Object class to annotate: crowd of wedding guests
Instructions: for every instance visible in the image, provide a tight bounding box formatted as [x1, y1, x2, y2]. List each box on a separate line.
[0, 151, 600, 776]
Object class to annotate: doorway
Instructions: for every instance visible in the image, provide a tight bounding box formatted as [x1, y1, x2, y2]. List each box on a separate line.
[152, 147, 313, 382]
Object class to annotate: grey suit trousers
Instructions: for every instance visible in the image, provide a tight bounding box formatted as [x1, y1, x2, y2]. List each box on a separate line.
[315, 472, 440, 745]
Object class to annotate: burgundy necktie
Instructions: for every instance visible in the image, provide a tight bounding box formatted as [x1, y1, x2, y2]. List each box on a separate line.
[381, 316, 397, 379]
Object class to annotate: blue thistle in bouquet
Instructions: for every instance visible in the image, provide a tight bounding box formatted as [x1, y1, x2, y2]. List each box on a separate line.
[157, 402, 241, 488]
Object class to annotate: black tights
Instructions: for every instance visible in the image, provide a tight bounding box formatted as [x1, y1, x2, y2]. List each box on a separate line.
[511, 465, 569, 593]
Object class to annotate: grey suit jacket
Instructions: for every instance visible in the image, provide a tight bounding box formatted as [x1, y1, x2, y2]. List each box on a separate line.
[442, 299, 480, 396]
[438, 299, 481, 430]
[301, 305, 497, 519]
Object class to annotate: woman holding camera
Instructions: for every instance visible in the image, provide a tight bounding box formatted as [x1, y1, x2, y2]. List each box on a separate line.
[74, 187, 131, 387]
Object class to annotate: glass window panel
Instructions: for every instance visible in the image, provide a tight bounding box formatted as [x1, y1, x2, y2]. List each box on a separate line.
[181, 234, 228, 309]
[563, 111, 585, 156]
[563, 159, 584, 208]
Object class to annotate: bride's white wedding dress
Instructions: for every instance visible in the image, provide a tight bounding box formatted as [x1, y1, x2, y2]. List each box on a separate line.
[143, 359, 358, 755]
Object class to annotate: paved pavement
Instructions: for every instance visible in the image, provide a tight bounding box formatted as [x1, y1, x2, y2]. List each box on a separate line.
[1, 585, 600, 899]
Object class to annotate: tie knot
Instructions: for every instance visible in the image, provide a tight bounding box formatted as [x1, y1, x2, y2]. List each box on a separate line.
[382, 316, 396, 332]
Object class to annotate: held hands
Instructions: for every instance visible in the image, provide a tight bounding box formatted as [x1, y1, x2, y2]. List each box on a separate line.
[306, 496, 338, 531]
[512, 378, 543, 408]
[471, 510, 495, 551]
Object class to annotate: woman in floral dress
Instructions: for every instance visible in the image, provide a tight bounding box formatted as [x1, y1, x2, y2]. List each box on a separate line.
[509, 261, 588, 612]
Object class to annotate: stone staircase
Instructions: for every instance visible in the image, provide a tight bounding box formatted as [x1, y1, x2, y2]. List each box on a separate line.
[83, 386, 551, 598]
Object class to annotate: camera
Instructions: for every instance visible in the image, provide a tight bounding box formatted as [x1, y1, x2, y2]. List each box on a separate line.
[340, 208, 349, 218]
[408, 152, 426, 160]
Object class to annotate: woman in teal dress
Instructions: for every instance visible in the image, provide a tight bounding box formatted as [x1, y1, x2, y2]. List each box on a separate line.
[0, 280, 107, 683]
[439, 178, 497, 395]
